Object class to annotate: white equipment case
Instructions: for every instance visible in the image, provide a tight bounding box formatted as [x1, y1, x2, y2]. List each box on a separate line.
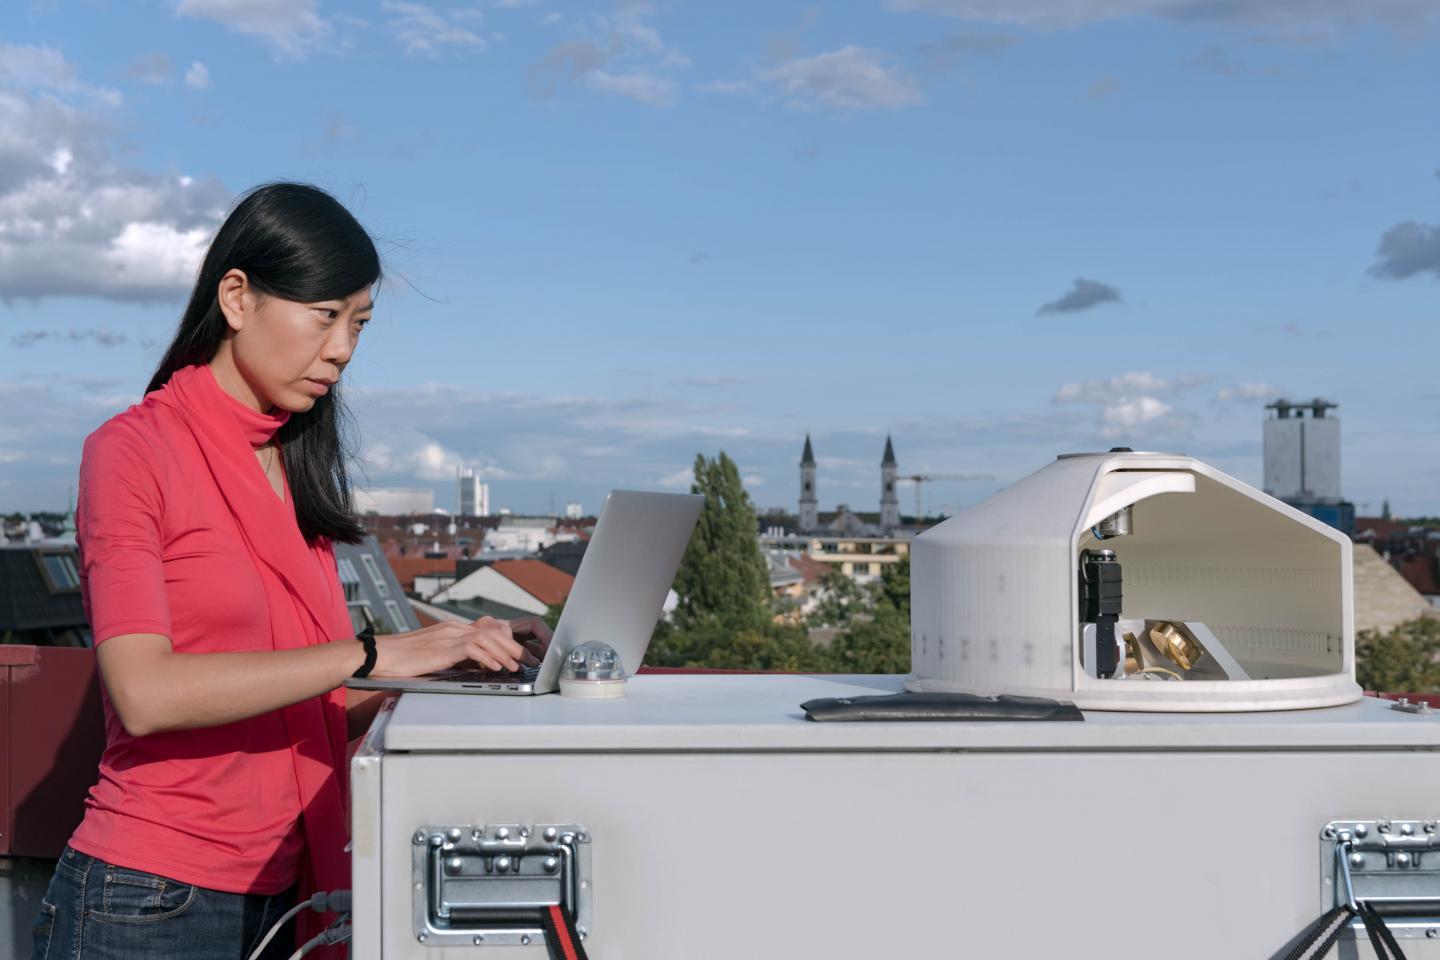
[350, 452, 1440, 958]
[351, 677, 1440, 959]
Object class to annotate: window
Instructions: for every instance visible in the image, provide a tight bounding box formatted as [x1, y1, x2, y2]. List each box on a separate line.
[359, 554, 391, 596]
[37, 551, 80, 593]
[853, 562, 872, 576]
[347, 604, 376, 634]
[385, 600, 406, 633]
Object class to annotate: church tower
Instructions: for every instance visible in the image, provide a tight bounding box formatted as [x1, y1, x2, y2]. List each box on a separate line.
[880, 434, 900, 532]
[799, 434, 818, 532]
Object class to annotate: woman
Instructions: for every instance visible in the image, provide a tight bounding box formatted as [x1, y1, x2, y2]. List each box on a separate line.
[31, 182, 547, 960]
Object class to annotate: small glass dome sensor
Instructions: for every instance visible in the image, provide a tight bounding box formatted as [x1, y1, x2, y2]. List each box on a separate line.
[558, 641, 629, 699]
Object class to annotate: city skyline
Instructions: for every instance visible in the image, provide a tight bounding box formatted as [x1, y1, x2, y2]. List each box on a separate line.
[0, 2, 1436, 516]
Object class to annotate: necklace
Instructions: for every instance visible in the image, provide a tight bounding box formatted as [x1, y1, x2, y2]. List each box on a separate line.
[261, 444, 277, 475]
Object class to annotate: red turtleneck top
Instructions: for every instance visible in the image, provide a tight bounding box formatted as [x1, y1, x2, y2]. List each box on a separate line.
[70, 365, 350, 895]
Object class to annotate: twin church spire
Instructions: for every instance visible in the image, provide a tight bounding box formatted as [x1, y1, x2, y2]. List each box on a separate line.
[798, 434, 901, 534]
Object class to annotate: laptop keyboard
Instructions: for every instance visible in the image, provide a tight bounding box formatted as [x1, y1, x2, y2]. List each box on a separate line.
[432, 664, 541, 684]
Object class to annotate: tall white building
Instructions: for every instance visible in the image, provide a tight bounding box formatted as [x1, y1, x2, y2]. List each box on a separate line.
[1263, 398, 1341, 503]
[458, 468, 490, 517]
[564, 501, 584, 520]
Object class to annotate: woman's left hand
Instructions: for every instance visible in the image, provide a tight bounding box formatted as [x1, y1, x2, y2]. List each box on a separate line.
[505, 616, 553, 666]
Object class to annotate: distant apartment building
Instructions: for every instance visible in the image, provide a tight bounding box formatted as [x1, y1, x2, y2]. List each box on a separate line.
[355, 486, 435, 515]
[485, 520, 579, 554]
[334, 536, 422, 635]
[458, 468, 490, 517]
[760, 528, 910, 584]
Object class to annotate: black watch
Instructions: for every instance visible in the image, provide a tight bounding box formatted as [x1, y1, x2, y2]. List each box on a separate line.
[352, 625, 378, 679]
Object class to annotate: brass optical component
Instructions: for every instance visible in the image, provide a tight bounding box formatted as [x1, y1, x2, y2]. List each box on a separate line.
[1149, 621, 1201, 671]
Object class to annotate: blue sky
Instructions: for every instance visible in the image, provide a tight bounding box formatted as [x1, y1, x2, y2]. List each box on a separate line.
[1, 0, 1436, 518]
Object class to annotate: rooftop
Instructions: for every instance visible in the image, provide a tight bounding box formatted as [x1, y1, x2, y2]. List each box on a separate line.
[490, 559, 575, 607]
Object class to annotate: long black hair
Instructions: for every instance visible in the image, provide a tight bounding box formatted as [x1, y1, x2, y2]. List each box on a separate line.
[149, 181, 381, 545]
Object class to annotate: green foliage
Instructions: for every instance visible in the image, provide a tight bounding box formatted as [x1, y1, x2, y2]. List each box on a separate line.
[806, 571, 873, 629]
[824, 556, 912, 674]
[650, 455, 915, 674]
[825, 603, 911, 674]
[1356, 617, 1440, 694]
[876, 554, 910, 612]
[542, 601, 565, 631]
[670, 451, 771, 633]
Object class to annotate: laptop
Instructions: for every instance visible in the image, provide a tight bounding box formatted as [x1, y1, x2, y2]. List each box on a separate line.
[346, 489, 703, 696]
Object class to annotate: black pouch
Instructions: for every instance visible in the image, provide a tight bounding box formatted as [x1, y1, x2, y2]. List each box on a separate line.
[800, 690, 1083, 722]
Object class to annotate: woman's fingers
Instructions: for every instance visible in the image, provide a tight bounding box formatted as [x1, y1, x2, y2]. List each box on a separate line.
[464, 620, 523, 671]
[508, 617, 553, 662]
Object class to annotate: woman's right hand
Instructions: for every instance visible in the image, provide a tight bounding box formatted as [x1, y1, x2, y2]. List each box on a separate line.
[370, 617, 530, 678]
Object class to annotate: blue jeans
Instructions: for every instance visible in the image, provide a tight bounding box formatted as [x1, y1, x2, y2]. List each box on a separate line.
[32, 846, 299, 960]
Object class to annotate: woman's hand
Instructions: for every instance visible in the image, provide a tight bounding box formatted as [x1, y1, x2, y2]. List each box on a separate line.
[370, 618, 529, 678]
[506, 616, 554, 666]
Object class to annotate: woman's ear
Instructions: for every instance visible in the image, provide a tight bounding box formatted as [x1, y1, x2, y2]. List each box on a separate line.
[216, 269, 250, 333]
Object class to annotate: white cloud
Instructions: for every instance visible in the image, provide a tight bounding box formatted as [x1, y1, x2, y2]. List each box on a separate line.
[383, 2, 487, 58]
[1054, 371, 1205, 440]
[585, 69, 676, 107]
[760, 46, 920, 111]
[184, 61, 211, 90]
[657, 467, 695, 488]
[0, 42, 121, 104]
[1055, 371, 1168, 403]
[884, 0, 1440, 31]
[1217, 382, 1281, 403]
[527, 6, 688, 106]
[10, 328, 130, 348]
[0, 45, 229, 302]
[173, 0, 331, 60]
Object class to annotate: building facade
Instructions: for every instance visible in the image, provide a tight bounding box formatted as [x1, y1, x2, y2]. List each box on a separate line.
[458, 468, 490, 517]
[1262, 398, 1354, 534]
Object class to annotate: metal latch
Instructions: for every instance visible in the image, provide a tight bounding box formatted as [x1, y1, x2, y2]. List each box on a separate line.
[412, 823, 592, 947]
[1321, 820, 1440, 940]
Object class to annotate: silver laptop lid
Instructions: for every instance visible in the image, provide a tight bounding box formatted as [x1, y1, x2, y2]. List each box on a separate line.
[533, 490, 703, 694]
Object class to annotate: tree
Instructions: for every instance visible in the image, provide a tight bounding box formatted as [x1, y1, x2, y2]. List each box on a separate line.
[822, 556, 912, 674]
[1356, 617, 1440, 694]
[670, 451, 771, 633]
[825, 604, 911, 674]
[806, 571, 873, 630]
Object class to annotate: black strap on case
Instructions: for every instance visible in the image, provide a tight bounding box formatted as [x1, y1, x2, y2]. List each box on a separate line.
[800, 691, 1083, 722]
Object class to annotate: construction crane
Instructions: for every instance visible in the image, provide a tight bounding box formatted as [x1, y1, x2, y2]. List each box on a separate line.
[895, 474, 985, 523]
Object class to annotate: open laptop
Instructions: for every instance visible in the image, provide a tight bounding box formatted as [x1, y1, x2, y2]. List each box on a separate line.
[346, 489, 703, 696]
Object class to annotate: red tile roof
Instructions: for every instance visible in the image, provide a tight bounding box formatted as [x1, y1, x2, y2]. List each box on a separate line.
[788, 554, 833, 584]
[490, 559, 575, 606]
[385, 555, 458, 592]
